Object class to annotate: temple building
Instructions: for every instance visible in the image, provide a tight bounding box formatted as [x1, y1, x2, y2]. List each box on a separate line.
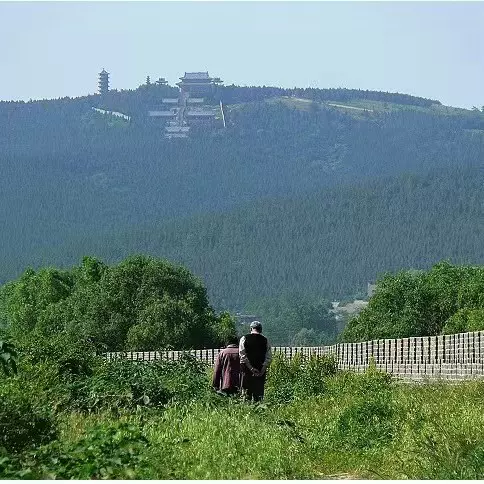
[149, 71, 224, 139]
[98, 69, 109, 96]
[176, 71, 222, 97]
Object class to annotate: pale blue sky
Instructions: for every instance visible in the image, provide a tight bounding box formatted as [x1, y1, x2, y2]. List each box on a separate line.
[1, 1, 483, 108]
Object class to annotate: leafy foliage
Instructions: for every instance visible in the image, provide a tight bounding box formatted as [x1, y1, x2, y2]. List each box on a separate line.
[1, 422, 150, 479]
[343, 261, 484, 341]
[0, 340, 17, 376]
[0, 255, 228, 351]
[265, 353, 337, 403]
[442, 308, 484, 334]
[69, 355, 210, 413]
[0, 379, 57, 453]
[328, 368, 400, 450]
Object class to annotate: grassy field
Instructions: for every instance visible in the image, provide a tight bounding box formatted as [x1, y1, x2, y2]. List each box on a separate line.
[2, 354, 484, 479]
[52, 376, 484, 479]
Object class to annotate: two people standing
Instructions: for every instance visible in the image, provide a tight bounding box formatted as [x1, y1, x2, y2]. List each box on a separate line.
[212, 321, 272, 402]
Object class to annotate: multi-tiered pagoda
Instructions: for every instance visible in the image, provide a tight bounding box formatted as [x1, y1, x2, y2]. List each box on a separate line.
[98, 69, 109, 96]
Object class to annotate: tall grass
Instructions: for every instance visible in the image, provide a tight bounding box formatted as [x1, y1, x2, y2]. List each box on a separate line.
[3, 353, 484, 479]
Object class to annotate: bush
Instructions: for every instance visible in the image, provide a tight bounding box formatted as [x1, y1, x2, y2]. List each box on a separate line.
[265, 353, 337, 403]
[16, 331, 98, 380]
[150, 355, 211, 404]
[69, 359, 171, 412]
[1, 255, 224, 352]
[333, 394, 397, 450]
[1, 421, 150, 479]
[0, 379, 57, 453]
[343, 262, 484, 341]
[442, 308, 484, 334]
[326, 367, 400, 450]
[69, 355, 210, 412]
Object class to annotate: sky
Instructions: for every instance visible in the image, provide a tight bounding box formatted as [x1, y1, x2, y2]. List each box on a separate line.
[1, 1, 483, 108]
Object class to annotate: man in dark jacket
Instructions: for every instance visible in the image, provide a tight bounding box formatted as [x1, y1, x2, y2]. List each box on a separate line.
[212, 337, 241, 396]
[239, 321, 272, 402]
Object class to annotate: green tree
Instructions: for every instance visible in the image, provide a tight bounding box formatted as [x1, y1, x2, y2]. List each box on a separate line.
[1, 255, 226, 351]
[343, 262, 484, 341]
[213, 311, 237, 346]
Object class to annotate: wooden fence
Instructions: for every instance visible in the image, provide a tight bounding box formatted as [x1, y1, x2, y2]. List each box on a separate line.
[105, 330, 484, 381]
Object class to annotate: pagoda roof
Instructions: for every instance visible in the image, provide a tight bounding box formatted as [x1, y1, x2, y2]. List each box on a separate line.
[180, 72, 212, 80]
[99, 69, 109, 75]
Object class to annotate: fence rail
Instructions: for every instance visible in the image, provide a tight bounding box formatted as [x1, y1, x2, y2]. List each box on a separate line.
[105, 330, 484, 381]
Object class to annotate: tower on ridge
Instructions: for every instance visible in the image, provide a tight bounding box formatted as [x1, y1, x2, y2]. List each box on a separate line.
[98, 69, 110, 96]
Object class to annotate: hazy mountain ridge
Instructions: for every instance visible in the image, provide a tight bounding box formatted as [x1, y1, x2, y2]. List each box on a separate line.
[1, 84, 483, 309]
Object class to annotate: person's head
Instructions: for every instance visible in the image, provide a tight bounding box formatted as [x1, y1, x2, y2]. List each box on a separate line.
[226, 336, 239, 346]
[249, 320, 262, 334]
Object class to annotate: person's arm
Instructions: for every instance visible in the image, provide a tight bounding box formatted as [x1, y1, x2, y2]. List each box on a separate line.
[239, 336, 256, 373]
[212, 352, 223, 390]
[260, 344, 272, 375]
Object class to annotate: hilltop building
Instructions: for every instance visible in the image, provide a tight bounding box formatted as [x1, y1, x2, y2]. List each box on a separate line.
[149, 71, 224, 139]
[176, 72, 223, 97]
[98, 69, 109, 96]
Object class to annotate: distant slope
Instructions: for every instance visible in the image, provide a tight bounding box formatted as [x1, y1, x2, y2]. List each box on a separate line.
[1, 84, 483, 296]
[216, 85, 441, 108]
[31, 165, 484, 310]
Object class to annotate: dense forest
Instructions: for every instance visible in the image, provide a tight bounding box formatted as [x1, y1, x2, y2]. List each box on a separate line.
[31, 164, 483, 311]
[1, 81, 483, 315]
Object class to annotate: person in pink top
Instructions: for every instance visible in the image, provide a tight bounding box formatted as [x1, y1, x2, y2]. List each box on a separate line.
[212, 336, 241, 396]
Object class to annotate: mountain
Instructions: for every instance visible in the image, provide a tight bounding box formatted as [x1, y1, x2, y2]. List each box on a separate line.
[31, 164, 484, 310]
[1, 82, 484, 309]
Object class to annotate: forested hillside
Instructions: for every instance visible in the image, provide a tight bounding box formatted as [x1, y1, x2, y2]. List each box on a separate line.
[27, 165, 484, 311]
[1, 83, 483, 311]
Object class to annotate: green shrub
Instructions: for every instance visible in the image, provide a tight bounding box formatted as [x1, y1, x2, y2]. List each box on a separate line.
[69, 355, 210, 412]
[326, 368, 400, 450]
[2, 422, 150, 479]
[265, 353, 337, 403]
[0, 379, 57, 453]
[333, 394, 397, 449]
[1, 256, 223, 352]
[150, 355, 211, 403]
[442, 308, 484, 334]
[69, 359, 171, 412]
[326, 363, 393, 397]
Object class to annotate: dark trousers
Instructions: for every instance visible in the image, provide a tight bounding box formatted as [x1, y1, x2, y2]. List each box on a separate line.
[241, 368, 266, 402]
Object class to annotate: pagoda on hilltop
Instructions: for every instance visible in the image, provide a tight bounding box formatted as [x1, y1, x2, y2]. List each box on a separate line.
[98, 69, 109, 96]
[149, 70, 224, 139]
[176, 71, 222, 97]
